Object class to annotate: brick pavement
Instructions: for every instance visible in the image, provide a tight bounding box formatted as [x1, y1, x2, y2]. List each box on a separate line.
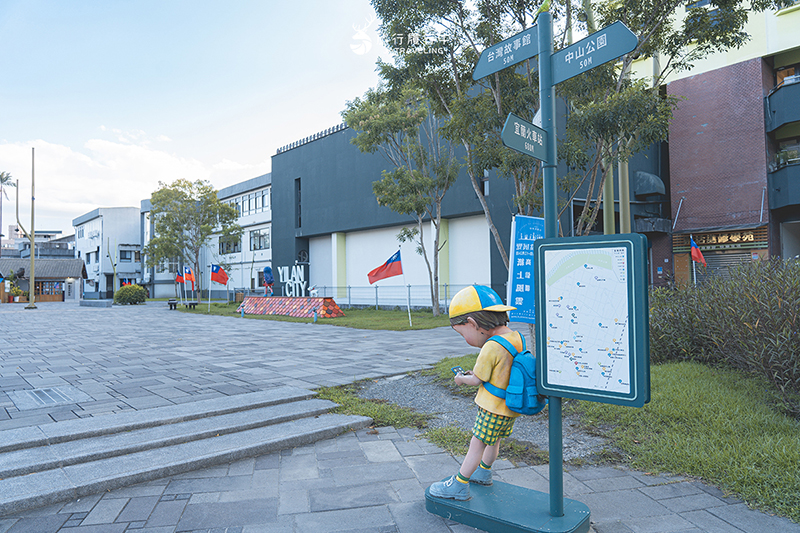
[0, 301, 475, 431]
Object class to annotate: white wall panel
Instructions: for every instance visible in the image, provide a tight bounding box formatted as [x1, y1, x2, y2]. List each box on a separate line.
[309, 236, 332, 287]
[449, 215, 491, 287]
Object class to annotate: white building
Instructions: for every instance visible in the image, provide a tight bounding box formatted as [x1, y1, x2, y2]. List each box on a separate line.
[210, 173, 272, 297]
[73, 207, 141, 299]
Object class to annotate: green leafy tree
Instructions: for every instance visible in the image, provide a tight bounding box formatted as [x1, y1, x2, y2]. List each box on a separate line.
[144, 179, 242, 295]
[370, 0, 792, 251]
[557, 0, 791, 234]
[371, 0, 563, 268]
[0, 171, 15, 257]
[343, 84, 459, 315]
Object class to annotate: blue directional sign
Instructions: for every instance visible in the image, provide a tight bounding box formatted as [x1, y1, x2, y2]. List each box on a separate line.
[507, 215, 545, 324]
[473, 25, 539, 80]
[501, 113, 547, 162]
[551, 21, 638, 85]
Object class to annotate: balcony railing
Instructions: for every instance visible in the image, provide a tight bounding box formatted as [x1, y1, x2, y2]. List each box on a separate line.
[769, 160, 800, 210]
[766, 79, 800, 133]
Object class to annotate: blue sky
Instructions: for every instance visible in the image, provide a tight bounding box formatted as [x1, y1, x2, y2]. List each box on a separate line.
[0, 0, 391, 235]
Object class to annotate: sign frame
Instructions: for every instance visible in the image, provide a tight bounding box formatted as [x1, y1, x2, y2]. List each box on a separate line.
[533, 233, 650, 407]
[501, 113, 548, 161]
[551, 21, 638, 86]
[472, 25, 539, 80]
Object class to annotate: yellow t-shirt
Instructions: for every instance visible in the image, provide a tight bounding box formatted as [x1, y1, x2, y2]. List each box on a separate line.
[472, 331, 523, 418]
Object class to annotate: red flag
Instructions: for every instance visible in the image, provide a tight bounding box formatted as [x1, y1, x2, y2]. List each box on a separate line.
[368, 250, 403, 284]
[176, 271, 184, 284]
[184, 266, 195, 290]
[690, 236, 706, 267]
[211, 264, 229, 285]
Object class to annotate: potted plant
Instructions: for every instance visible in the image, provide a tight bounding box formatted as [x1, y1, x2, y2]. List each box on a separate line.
[10, 285, 22, 302]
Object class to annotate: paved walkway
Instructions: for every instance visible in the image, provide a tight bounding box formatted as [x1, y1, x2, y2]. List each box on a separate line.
[1, 301, 799, 532]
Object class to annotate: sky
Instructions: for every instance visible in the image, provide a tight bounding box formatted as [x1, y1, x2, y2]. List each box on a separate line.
[0, 0, 394, 237]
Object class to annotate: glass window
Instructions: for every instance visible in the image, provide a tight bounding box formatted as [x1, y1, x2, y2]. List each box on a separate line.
[250, 229, 270, 251]
[120, 250, 132, 262]
[219, 237, 242, 254]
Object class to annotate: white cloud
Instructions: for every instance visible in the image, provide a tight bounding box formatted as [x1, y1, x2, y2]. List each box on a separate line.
[0, 138, 213, 234]
[213, 158, 255, 171]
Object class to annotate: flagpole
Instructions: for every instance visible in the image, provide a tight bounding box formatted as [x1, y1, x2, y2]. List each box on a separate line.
[691, 234, 697, 286]
[400, 248, 412, 328]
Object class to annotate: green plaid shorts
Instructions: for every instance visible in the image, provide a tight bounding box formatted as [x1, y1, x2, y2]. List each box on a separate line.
[472, 407, 515, 445]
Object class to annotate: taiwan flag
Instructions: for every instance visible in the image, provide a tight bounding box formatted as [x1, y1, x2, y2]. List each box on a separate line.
[176, 271, 184, 284]
[211, 264, 229, 285]
[368, 250, 403, 284]
[690, 236, 707, 267]
[184, 266, 195, 290]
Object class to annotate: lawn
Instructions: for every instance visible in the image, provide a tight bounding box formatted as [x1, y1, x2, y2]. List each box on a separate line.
[175, 301, 452, 330]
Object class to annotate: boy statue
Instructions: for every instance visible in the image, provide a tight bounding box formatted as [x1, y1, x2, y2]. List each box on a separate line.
[429, 284, 524, 501]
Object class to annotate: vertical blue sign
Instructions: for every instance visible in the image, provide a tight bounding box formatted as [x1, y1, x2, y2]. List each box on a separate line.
[507, 215, 545, 323]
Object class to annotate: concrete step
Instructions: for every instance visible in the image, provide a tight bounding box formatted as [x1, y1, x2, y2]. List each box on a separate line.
[0, 385, 316, 453]
[0, 398, 338, 478]
[0, 388, 372, 516]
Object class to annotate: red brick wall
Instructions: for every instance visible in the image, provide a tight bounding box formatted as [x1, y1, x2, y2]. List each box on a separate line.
[668, 58, 769, 231]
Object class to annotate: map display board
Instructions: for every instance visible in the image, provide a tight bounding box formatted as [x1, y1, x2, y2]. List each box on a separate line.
[534, 234, 650, 407]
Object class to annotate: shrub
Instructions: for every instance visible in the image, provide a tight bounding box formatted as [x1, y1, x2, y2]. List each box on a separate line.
[114, 284, 147, 305]
[649, 259, 800, 417]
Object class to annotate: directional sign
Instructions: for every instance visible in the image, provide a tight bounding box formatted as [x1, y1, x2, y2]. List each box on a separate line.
[551, 21, 638, 86]
[501, 113, 547, 162]
[473, 25, 539, 81]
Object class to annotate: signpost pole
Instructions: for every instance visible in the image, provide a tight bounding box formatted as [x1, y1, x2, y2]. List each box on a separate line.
[538, 10, 564, 518]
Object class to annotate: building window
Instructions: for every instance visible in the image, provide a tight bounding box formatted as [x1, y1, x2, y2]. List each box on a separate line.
[250, 229, 270, 251]
[120, 251, 132, 262]
[219, 238, 242, 254]
[77, 226, 84, 239]
[156, 258, 180, 274]
[295, 178, 302, 228]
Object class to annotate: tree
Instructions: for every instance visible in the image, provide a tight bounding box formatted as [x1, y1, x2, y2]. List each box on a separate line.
[343, 84, 459, 315]
[557, 0, 791, 235]
[0, 171, 16, 258]
[371, 0, 564, 269]
[370, 0, 791, 252]
[143, 179, 242, 295]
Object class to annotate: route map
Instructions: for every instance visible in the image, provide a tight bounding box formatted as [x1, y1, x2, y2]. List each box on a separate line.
[542, 247, 630, 394]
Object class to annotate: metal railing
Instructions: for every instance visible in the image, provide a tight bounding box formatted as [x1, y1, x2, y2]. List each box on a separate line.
[294, 284, 481, 310]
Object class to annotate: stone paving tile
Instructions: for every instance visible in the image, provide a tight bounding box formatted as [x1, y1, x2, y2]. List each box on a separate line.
[3, 303, 799, 532]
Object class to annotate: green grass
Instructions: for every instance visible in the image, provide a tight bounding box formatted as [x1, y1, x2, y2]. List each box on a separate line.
[571, 361, 800, 521]
[421, 354, 480, 395]
[317, 382, 432, 428]
[178, 301, 451, 330]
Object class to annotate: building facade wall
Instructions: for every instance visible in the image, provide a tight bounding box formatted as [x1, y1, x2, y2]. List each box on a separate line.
[667, 58, 772, 282]
[74, 207, 140, 298]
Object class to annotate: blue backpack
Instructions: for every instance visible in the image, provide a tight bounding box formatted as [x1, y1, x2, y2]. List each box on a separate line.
[482, 335, 548, 415]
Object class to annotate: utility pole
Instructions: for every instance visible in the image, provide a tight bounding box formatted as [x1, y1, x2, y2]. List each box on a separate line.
[16, 147, 36, 309]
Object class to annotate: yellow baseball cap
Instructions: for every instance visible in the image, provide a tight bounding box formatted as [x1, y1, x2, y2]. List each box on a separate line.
[449, 285, 516, 318]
